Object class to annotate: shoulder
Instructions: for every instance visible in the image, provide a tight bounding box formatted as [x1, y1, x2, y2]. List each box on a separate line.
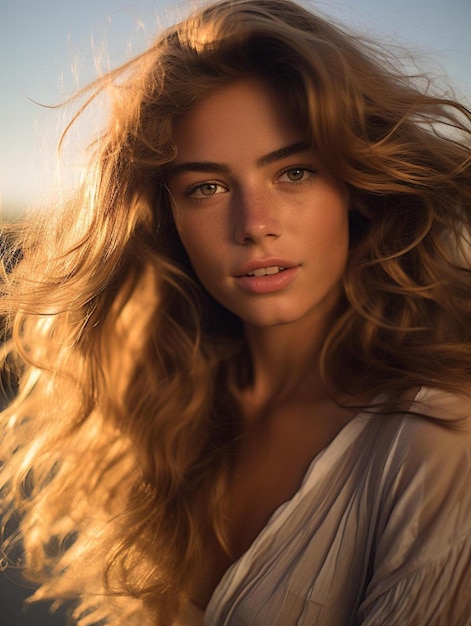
[372, 387, 471, 527]
[372, 386, 471, 478]
[358, 389, 471, 623]
[357, 387, 471, 502]
[411, 385, 471, 426]
[367, 386, 471, 577]
[400, 387, 470, 487]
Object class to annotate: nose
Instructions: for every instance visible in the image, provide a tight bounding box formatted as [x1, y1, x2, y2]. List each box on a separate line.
[233, 188, 282, 244]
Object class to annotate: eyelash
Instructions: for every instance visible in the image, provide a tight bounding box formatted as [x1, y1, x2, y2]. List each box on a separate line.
[184, 165, 317, 200]
[185, 181, 228, 199]
[277, 165, 317, 184]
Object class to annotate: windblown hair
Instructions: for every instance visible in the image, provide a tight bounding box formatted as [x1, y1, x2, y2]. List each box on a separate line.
[1, 0, 470, 623]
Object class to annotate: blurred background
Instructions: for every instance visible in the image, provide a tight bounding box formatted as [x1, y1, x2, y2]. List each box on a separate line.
[0, 0, 470, 623]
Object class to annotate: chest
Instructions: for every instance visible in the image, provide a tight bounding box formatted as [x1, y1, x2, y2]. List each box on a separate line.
[188, 403, 354, 609]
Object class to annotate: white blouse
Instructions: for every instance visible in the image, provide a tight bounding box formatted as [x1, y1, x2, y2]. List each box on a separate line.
[194, 387, 471, 626]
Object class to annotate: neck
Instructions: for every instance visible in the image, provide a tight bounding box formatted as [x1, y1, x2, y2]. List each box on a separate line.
[242, 314, 335, 411]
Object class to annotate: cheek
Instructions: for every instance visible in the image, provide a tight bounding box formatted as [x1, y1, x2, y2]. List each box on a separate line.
[174, 221, 216, 279]
[172, 209, 197, 254]
[174, 208, 227, 257]
[311, 195, 349, 247]
[311, 201, 350, 277]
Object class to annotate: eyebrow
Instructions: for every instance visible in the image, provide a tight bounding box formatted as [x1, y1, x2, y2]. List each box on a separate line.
[167, 142, 311, 177]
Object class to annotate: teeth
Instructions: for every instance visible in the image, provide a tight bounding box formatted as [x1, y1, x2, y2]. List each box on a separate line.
[247, 266, 286, 276]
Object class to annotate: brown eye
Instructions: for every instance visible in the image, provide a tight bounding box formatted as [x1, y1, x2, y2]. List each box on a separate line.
[188, 182, 228, 198]
[278, 166, 315, 184]
[286, 168, 306, 182]
[199, 183, 218, 196]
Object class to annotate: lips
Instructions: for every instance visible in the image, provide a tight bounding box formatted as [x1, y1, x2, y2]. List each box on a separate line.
[235, 259, 296, 277]
[246, 265, 286, 276]
[234, 259, 299, 294]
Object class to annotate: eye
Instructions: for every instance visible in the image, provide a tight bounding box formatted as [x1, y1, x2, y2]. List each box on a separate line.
[187, 182, 228, 198]
[278, 167, 315, 183]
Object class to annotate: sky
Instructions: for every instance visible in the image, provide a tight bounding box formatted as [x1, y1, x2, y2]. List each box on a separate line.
[1, 0, 470, 219]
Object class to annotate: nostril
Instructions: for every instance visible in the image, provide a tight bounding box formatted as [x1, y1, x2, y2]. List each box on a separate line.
[236, 223, 282, 244]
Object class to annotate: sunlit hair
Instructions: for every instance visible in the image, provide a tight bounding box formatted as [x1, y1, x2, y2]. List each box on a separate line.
[1, 0, 470, 623]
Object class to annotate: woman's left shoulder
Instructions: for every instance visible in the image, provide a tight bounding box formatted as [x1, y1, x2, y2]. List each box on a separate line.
[381, 386, 471, 494]
[358, 388, 471, 624]
[401, 386, 471, 467]
[412, 386, 471, 425]
[370, 386, 471, 558]
[383, 386, 471, 460]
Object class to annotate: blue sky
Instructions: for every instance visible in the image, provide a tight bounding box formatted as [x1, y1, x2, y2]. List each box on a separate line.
[1, 0, 470, 217]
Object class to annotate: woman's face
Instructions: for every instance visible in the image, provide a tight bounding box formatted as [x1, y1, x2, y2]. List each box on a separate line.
[167, 79, 350, 329]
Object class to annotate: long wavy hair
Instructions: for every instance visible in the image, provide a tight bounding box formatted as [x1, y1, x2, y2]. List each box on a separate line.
[1, 0, 470, 623]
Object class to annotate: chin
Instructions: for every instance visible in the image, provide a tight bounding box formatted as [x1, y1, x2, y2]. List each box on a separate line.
[235, 307, 304, 329]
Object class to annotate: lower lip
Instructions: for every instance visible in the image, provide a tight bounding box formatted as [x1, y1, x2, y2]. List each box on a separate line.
[234, 267, 298, 294]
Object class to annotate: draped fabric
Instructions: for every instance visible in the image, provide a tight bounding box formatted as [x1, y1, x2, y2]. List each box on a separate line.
[198, 388, 471, 626]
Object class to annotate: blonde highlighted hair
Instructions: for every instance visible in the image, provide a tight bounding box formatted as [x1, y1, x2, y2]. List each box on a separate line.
[1, 0, 470, 623]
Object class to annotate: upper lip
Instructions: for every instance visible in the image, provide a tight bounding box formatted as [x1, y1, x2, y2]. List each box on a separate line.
[234, 258, 298, 277]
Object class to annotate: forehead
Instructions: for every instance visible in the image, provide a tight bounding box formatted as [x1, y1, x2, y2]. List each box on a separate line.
[171, 79, 306, 165]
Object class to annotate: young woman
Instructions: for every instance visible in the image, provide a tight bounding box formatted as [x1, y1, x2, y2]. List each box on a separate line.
[1, 0, 470, 624]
